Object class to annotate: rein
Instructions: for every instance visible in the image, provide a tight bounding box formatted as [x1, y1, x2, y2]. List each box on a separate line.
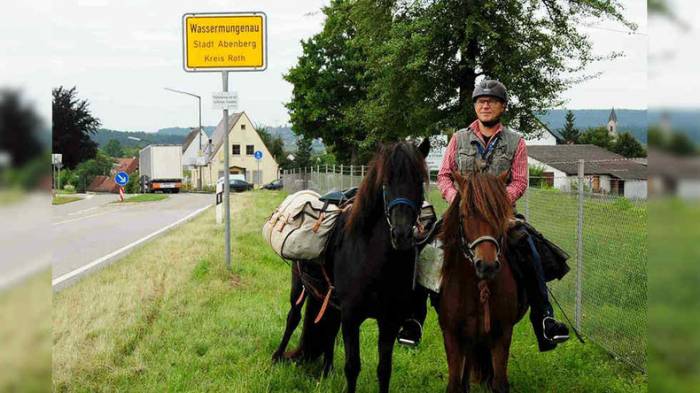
[458, 218, 502, 335]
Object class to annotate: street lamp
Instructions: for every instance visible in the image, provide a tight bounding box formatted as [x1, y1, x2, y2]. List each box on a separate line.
[164, 87, 203, 190]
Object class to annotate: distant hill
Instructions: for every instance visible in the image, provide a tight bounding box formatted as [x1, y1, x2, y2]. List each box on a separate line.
[265, 126, 325, 153]
[92, 129, 184, 147]
[648, 109, 700, 143]
[536, 109, 647, 143]
[156, 126, 216, 137]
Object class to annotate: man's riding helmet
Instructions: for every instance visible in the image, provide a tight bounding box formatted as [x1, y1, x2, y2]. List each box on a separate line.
[472, 79, 508, 104]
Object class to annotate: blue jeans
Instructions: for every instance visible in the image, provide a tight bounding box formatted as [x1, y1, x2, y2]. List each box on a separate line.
[526, 234, 554, 316]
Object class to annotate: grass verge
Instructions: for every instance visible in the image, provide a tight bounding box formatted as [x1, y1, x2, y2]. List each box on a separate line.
[52, 195, 82, 205]
[54, 190, 645, 392]
[1, 271, 51, 392]
[117, 194, 169, 203]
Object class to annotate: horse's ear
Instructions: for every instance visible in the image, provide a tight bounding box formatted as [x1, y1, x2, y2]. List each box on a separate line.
[418, 137, 430, 158]
[498, 170, 509, 184]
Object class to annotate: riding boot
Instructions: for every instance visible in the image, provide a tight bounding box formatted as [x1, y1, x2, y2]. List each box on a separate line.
[397, 286, 428, 346]
[521, 234, 570, 352]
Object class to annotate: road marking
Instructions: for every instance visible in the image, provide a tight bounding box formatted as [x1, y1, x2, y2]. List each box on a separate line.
[53, 208, 126, 226]
[67, 206, 99, 216]
[52, 203, 213, 288]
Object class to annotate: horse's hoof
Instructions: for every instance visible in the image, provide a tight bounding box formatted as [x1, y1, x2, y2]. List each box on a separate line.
[271, 351, 284, 363]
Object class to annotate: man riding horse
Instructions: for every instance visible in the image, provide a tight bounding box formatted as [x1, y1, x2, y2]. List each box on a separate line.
[398, 79, 570, 351]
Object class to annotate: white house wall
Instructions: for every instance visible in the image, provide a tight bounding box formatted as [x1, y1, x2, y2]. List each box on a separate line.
[624, 180, 648, 200]
[182, 130, 209, 168]
[678, 180, 700, 199]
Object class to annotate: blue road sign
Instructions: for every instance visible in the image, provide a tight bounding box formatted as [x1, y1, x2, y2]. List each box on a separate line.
[115, 171, 129, 187]
[254, 150, 263, 160]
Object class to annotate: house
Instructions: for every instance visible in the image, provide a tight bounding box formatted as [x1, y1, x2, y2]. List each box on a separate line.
[520, 118, 564, 146]
[527, 145, 648, 200]
[648, 149, 700, 199]
[192, 112, 279, 187]
[87, 157, 138, 193]
[181, 128, 210, 188]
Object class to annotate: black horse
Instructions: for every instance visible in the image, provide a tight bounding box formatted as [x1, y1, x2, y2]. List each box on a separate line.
[272, 139, 430, 393]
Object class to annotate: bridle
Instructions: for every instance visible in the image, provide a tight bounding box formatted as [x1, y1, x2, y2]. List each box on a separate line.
[382, 184, 421, 249]
[458, 218, 502, 265]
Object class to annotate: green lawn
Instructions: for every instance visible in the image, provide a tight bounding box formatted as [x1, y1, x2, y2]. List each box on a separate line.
[648, 199, 700, 393]
[53, 190, 645, 392]
[52, 195, 83, 205]
[118, 194, 169, 203]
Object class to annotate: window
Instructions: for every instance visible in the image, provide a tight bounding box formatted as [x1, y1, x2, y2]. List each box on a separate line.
[241, 124, 246, 130]
[246, 145, 254, 155]
[232, 144, 240, 155]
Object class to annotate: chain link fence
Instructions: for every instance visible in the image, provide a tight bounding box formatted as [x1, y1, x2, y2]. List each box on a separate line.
[281, 159, 647, 371]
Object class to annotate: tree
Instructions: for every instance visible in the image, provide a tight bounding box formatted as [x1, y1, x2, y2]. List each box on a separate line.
[52, 86, 101, 169]
[103, 139, 124, 157]
[286, 0, 632, 157]
[668, 132, 697, 156]
[256, 125, 287, 166]
[647, 126, 667, 148]
[559, 110, 580, 144]
[611, 132, 646, 158]
[295, 135, 313, 169]
[0, 89, 44, 167]
[284, 0, 375, 163]
[73, 150, 114, 192]
[578, 127, 614, 150]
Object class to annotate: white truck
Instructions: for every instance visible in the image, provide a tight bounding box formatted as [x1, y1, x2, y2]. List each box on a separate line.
[139, 145, 183, 193]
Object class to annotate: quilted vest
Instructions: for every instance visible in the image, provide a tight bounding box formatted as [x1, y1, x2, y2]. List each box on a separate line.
[455, 125, 522, 183]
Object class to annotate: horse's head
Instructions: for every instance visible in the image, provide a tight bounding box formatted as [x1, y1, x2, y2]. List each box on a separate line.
[453, 171, 513, 280]
[346, 138, 430, 251]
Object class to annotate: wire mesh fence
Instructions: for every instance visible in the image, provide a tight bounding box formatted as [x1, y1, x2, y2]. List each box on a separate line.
[281, 159, 647, 371]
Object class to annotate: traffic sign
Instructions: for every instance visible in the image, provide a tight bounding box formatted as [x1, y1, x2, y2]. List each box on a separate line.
[254, 150, 263, 160]
[212, 91, 238, 110]
[182, 12, 267, 72]
[115, 171, 129, 187]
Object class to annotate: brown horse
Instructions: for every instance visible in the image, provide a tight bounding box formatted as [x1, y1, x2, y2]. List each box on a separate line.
[438, 171, 527, 393]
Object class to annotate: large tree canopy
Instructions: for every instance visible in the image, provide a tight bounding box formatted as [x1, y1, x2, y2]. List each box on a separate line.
[52, 86, 101, 169]
[286, 0, 632, 163]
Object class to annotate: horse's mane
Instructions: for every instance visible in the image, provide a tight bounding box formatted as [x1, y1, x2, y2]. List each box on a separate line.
[440, 171, 513, 250]
[345, 142, 428, 235]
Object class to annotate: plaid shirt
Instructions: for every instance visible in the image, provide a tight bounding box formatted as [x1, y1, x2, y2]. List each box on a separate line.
[437, 120, 528, 204]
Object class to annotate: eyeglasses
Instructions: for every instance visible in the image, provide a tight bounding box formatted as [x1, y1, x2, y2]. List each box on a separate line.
[475, 98, 502, 107]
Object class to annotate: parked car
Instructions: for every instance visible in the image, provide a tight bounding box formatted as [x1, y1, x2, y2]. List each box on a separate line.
[230, 179, 254, 192]
[216, 176, 254, 192]
[262, 179, 283, 190]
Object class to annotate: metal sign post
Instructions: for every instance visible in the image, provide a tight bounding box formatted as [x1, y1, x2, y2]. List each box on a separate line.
[182, 11, 267, 273]
[254, 150, 262, 185]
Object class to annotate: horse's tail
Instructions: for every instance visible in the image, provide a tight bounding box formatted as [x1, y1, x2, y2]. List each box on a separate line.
[470, 343, 494, 386]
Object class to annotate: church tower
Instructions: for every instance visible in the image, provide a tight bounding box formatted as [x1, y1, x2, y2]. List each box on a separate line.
[607, 108, 618, 138]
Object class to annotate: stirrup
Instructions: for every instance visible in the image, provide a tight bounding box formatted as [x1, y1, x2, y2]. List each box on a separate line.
[397, 319, 423, 346]
[542, 316, 570, 343]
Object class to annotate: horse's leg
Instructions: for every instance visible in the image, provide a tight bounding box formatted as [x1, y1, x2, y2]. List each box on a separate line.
[272, 267, 304, 362]
[377, 319, 400, 393]
[321, 308, 342, 378]
[342, 318, 362, 393]
[443, 329, 467, 393]
[490, 326, 513, 393]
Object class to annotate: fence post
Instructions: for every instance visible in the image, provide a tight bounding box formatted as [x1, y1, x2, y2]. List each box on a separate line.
[340, 164, 344, 191]
[350, 164, 354, 187]
[361, 165, 365, 180]
[575, 159, 584, 331]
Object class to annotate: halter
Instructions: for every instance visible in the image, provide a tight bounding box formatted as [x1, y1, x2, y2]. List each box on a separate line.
[382, 184, 421, 249]
[458, 219, 501, 264]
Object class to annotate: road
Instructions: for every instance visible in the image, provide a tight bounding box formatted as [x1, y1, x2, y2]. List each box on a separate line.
[0, 193, 51, 290]
[51, 193, 212, 290]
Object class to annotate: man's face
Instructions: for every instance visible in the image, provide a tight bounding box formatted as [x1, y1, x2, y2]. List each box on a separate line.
[474, 96, 505, 124]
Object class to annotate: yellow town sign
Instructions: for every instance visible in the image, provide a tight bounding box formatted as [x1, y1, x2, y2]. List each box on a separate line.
[182, 12, 267, 72]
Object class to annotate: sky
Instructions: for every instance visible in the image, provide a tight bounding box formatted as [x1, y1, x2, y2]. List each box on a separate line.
[0, 0, 654, 132]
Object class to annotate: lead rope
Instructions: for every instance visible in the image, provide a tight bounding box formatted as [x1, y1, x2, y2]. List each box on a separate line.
[478, 280, 491, 334]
